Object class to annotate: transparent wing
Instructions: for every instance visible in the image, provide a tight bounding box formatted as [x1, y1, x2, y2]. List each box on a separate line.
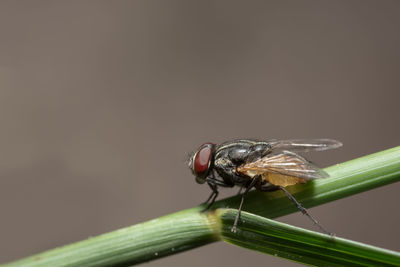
[237, 150, 328, 180]
[269, 139, 342, 153]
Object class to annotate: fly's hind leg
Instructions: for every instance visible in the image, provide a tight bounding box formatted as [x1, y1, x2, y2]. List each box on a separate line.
[278, 186, 333, 236]
[259, 183, 279, 192]
[231, 175, 261, 233]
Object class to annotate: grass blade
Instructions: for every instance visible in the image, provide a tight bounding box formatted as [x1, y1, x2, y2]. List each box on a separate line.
[2, 211, 219, 267]
[219, 209, 400, 266]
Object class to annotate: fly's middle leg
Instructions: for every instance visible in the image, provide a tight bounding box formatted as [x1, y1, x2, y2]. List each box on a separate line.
[231, 175, 261, 233]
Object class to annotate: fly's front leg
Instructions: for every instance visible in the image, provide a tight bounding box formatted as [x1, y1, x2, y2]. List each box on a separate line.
[202, 183, 216, 205]
[201, 171, 233, 212]
[200, 182, 219, 212]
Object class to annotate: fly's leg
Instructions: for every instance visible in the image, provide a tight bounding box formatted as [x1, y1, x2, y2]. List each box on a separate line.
[259, 183, 279, 192]
[278, 186, 333, 236]
[237, 186, 244, 195]
[200, 182, 219, 212]
[231, 175, 261, 233]
[201, 172, 233, 212]
[202, 185, 216, 206]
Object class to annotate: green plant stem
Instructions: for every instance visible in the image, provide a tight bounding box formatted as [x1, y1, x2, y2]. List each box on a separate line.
[4, 211, 219, 267]
[219, 209, 400, 266]
[3, 146, 400, 266]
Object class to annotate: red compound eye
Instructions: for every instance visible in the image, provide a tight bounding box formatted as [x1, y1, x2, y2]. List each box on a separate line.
[193, 143, 214, 176]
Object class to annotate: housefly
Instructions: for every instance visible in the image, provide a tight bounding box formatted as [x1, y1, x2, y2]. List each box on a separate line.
[188, 139, 342, 234]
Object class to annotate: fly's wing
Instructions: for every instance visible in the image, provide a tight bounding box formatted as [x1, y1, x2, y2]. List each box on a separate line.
[237, 150, 328, 187]
[269, 139, 342, 153]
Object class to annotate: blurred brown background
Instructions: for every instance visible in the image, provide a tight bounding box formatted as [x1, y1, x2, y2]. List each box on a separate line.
[0, 1, 399, 266]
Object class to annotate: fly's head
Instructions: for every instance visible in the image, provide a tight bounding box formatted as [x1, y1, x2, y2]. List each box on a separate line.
[188, 143, 215, 184]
